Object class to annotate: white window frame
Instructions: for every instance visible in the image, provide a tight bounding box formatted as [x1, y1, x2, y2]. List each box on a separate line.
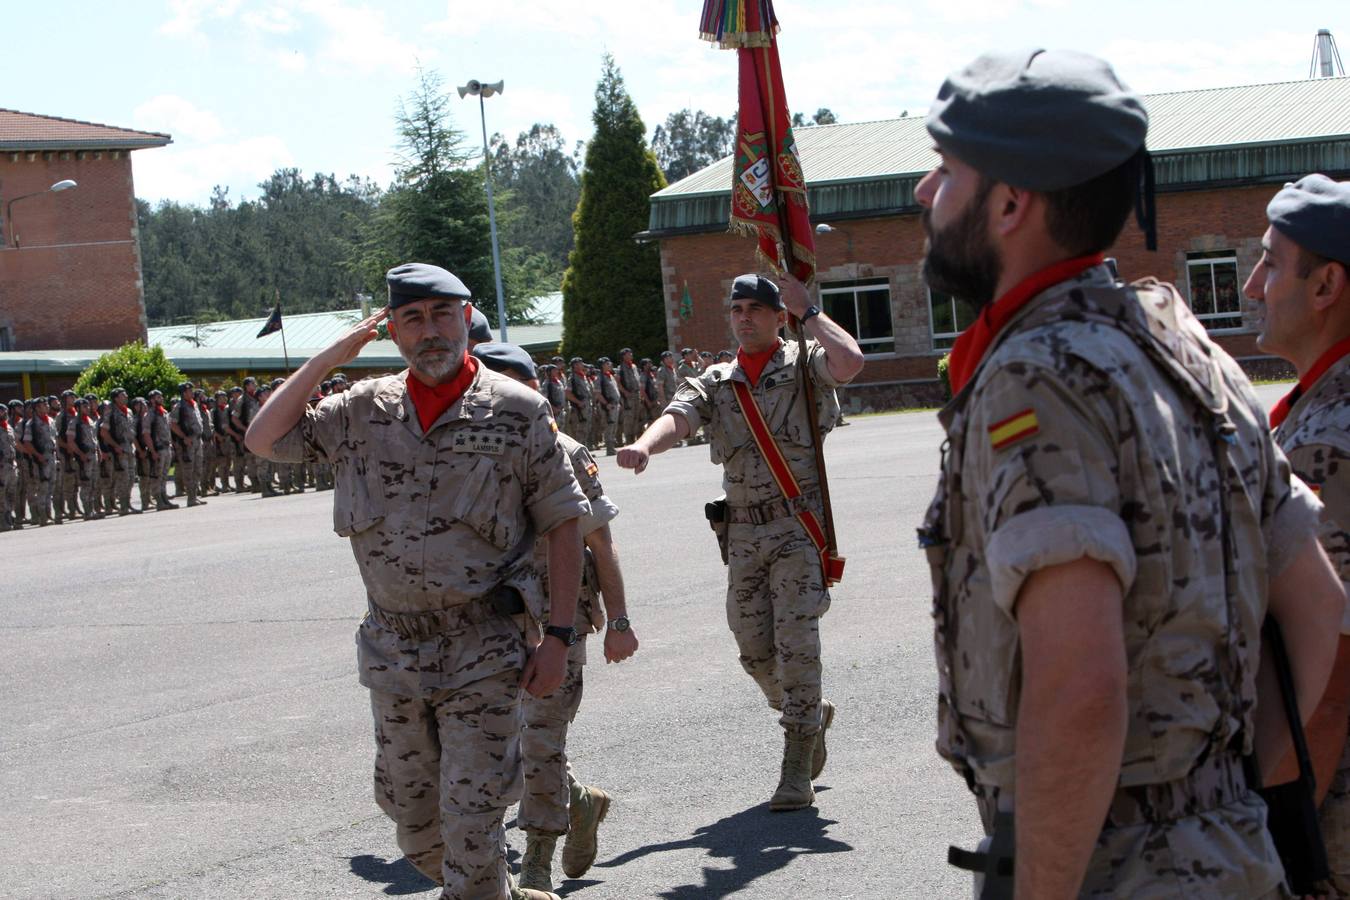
[928, 289, 975, 352]
[818, 278, 894, 355]
[1185, 252, 1244, 332]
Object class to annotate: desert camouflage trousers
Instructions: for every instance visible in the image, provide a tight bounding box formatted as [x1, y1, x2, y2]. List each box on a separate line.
[619, 400, 639, 446]
[370, 665, 522, 900]
[107, 452, 133, 510]
[71, 456, 97, 517]
[26, 457, 54, 525]
[564, 407, 588, 447]
[726, 517, 830, 735]
[1317, 718, 1350, 896]
[149, 447, 172, 500]
[0, 464, 13, 524]
[601, 405, 620, 455]
[519, 636, 587, 835]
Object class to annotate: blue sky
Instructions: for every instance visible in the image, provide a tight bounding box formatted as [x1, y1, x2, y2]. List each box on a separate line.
[6, 1, 1343, 205]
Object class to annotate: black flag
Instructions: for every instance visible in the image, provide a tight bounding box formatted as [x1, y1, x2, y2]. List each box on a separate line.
[256, 304, 282, 339]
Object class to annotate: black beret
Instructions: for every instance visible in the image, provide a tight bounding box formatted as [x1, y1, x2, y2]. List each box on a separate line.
[386, 262, 471, 310]
[681, 347, 695, 355]
[228, 386, 243, 395]
[926, 49, 1148, 191]
[660, 350, 673, 359]
[472, 342, 537, 381]
[620, 347, 633, 356]
[598, 356, 611, 365]
[730, 273, 783, 310]
[242, 376, 257, 386]
[215, 390, 227, 397]
[132, 397, 146, 405]
[178, 381, 194, 392]
[551, 356, 564, 363]
[1268, 174, 1350, 266]
[570, 357, 584, 365]
[110, 387, 127, 398]
[60, 389, 76, 399]
[332, 373, 348, 382]
[469, 306, 494, 343]
[148, 389, 163, 398]
[700, 351, 714, 359]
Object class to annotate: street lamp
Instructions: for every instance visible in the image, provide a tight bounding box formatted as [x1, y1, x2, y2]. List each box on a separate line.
[4, 179, 77, 248]
[815, 221, 853, 258]
[457, 79, 509, 342]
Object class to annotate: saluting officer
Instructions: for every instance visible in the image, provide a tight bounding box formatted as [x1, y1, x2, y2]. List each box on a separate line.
[619, 274, 864, 811]
[246, 263, 586, 900]
[1246, 174, 1350, 894]
[914, 49, 1344, 897]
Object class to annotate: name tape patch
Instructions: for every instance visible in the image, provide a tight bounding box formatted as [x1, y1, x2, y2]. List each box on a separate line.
[452, 432, 506, 455]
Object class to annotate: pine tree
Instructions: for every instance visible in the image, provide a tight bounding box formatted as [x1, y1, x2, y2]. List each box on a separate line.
[561, 54, 668, 360]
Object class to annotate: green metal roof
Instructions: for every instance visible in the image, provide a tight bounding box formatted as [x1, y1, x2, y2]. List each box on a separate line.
[648, 75, 1350, 235]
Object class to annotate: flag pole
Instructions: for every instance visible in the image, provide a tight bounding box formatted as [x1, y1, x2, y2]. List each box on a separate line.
[276, 289, 291, 376]
[762, 55, 839, 567]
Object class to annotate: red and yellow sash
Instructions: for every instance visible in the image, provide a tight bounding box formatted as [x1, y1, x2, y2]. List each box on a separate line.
[732, 379, 845, 585]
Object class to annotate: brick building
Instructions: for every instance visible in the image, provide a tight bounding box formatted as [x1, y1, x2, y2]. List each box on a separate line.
[644, 76, 1350, 410]
[0, 109, 170, 358]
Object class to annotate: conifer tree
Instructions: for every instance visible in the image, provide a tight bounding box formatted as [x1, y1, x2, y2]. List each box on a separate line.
[561, 54, 668, 359]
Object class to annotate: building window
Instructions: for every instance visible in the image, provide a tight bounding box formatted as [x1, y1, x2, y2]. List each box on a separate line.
[928, 290, 977, 351]
[819, 278, 893, 355]
[0, 326, 11, 352]
[1186, 251, 1243, 330]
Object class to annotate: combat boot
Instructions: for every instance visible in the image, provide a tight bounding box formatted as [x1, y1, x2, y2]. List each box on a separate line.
[561, 781, 610, 879]
[768, 730, 816, 811]
[518, 831, 556, 892]
[510, 886, 560, 900]
[812, 700, 835, 780]
[157, 493, 179, 510]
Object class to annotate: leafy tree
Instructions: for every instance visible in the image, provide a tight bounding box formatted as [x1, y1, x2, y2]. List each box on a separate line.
[490, 123, 581, 271]
[650, 109, 735, 184]
[791, 107, 838, 128]
[73, 342, 186, 401]
[561, 54, 668, 359]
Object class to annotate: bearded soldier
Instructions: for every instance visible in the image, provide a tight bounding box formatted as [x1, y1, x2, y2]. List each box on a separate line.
[914, 49, 1344, 897]
[247, 263, 585, 900]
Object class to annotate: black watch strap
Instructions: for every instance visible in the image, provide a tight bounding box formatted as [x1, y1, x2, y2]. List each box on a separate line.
[544, 624, 577, 646]
[801, 305, 821, 324]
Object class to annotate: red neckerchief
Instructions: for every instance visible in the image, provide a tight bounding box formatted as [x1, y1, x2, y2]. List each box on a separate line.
[947, 253, 1106, 395]
[185, 397, 197, 409]
[1269, 334, 1350, 429]
[406, 354, 478, 434]
[36, 412, 50, 423]
[81, 414, 93, 425]
[155, 404, 166, 415]
[0, 420, 9, 431]
[737, 339, 782, 388]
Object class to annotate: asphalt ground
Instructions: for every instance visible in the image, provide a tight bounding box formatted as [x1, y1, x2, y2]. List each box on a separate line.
[0, 383, 1289, 900]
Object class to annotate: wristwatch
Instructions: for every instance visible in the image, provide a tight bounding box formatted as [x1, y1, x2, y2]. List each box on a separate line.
[544, 624, 578, 646]
[607, 616, 631, 633]
[800, 305, 821, 324]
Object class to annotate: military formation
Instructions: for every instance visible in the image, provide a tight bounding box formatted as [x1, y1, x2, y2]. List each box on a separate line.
[541, 346, 730, 454]
[7, 45, 1350, 900]
[0, 375, 364, 530]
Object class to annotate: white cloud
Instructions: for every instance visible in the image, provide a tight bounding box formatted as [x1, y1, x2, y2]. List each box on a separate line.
[159, 0, 243, 39]
[132, 95, 227, 143]
[133, 135, 295, 204]
[242, 4, 299, 33]
[296, 0, 428, 75]
[271, 48, 309, 72]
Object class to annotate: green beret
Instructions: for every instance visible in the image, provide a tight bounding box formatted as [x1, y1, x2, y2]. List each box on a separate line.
[386, 262, 471, 310]
[468, 306, 494, 343]
[927, 49, 1147, 191]
[1268, 174, 1350, 265]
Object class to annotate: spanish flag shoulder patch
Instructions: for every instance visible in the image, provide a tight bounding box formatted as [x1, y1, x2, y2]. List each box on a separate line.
[585, 462, 598, 479]
[989, 408, 1040, 451]
[550, 418, 559, 433]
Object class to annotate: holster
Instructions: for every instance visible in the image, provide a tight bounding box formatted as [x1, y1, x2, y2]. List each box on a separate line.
[705, 496, 730, 565]
[948, 809, 1014, 900]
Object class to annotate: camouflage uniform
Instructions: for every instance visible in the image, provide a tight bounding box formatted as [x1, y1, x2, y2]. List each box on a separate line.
[676, 358, 705, 444]
[265, 365, 588, 900]
[231, 391, 261, 490]
[565, 370, 591, 447]
[0, 418, 16, 528]
[171, 397, 204, 504]
[104, 404, 136, 513]
[544, 374, 567, 433]
[66, 410, 99, 518]
[597, 370, 621, 455]
[666, 339, 841, 735]
[1272, 350, 1350, 895]
[55, 407, 79, 519]
[520, 433, 617, 835]
[920, 265, 1323, 897]
[617, 362, 640, 445]
[142, 403, 174, 503]
[22, 413, 57, 526]
[657, 362, 679, 407]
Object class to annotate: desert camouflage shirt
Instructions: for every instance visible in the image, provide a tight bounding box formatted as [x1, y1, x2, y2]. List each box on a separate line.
[1274, 351, 1350, 632]
[232, 392, 260, 428]
[105, 406, 135, 452]
[921, 263, 1322, 792]
[0, 421, 15, 465]
[142, 406, 172, 450]
[23, 414, 57, 456]
[172, 399, 203, 437]
[666, 338, 843, 508]
[529, 432, 619, 634]
[657, 364, 679, 404]
[267, 366, 589, 694]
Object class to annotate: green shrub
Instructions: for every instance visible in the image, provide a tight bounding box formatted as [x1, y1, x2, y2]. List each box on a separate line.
[936, 352, 952, 399]
[73, 342, 187, 401]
